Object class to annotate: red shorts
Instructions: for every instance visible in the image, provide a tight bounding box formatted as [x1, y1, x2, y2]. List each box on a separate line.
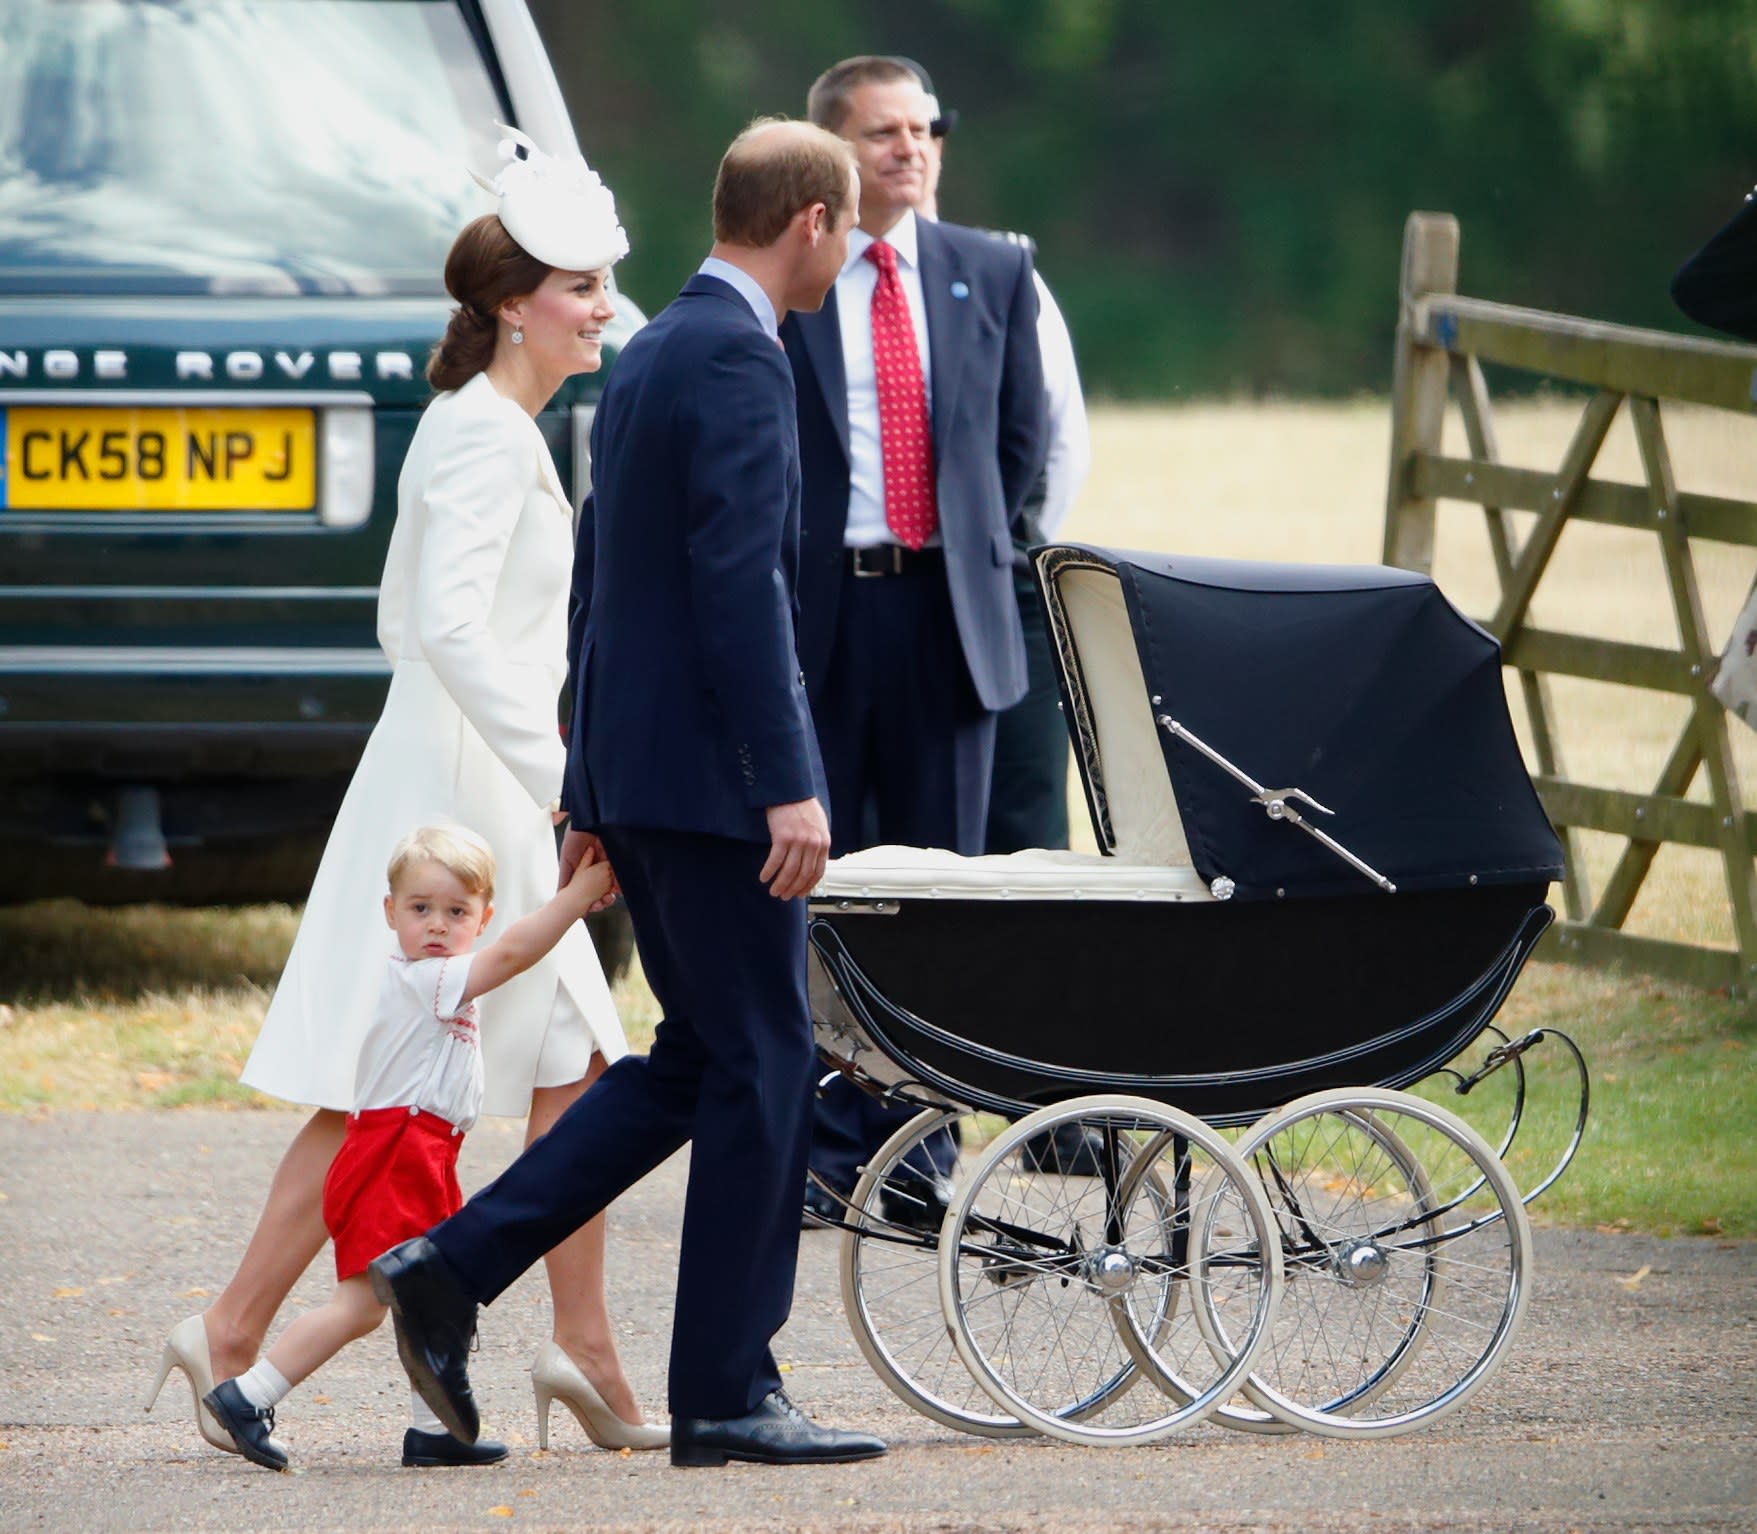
[322, 1106, 464, 1281]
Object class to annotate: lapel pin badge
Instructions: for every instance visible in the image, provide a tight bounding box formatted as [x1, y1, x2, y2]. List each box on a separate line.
[950, 280, 970, 300]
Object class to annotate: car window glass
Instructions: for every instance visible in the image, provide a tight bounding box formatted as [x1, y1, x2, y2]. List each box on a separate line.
[0, 0, 504, 295]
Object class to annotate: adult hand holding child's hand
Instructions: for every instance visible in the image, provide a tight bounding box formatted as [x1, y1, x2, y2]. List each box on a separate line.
[559, 827, 619, 912]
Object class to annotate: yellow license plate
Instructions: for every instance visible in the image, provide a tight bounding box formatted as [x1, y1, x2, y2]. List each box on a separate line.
[0, 406, 316, 511]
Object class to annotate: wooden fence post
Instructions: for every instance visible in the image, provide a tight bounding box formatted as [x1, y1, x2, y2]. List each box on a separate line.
[1383, 213, 1459, 575]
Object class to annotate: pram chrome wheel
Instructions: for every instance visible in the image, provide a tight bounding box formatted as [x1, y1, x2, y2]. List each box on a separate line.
[840, 1107, 1037, 1438]
[1129, 1099, 1432, 1435]
[1194, 1087, 1531, 1438]
[938, 1096, 1281, 1445]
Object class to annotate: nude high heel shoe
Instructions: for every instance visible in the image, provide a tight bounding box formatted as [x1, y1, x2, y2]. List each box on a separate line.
[531, 1342, 669, 1451]
[142, 1314, 240, 1455]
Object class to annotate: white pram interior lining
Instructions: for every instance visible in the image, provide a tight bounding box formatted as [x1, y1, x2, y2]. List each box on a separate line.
[813, 553, 1209, 903]
[815, 846, 1213, 903]
[1055, 566, 1194, 867]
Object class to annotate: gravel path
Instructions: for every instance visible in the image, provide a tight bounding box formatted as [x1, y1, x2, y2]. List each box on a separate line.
[2, 1108, 1753, 1532]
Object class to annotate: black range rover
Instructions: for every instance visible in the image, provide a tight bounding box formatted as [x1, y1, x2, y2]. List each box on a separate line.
[0, 0, 640, 905]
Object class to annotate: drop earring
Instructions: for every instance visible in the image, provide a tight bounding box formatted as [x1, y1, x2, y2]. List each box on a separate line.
[511, 327, 524, 345]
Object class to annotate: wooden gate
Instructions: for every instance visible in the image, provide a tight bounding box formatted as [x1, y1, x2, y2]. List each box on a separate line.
[1383, 211, 1757, 992]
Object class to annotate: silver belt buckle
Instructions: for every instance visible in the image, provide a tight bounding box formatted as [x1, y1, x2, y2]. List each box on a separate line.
[853, 545, 901, 578]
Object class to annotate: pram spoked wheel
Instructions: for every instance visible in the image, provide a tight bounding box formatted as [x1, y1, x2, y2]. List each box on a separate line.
[840, 1106, 1037, 1438]
[1192, 1087, 1532, 1438]
[937, 1096, 1282, 1446]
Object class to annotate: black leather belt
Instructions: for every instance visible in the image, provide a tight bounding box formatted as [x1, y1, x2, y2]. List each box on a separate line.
[847, 544, 943, 577]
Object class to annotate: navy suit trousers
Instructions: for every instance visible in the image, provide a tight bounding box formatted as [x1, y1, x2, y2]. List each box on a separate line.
[812, 561, 997, 859]
[808, 562, 993, 1191]
[985, 567, 1072, 854]
[430, 827, 816, 1420]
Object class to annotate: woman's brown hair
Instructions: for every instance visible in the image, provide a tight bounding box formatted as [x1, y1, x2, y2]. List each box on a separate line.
[426, 215, 551, 392]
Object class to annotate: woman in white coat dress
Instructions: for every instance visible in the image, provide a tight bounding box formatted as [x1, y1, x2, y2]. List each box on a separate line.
[143, 135, 665, 1457]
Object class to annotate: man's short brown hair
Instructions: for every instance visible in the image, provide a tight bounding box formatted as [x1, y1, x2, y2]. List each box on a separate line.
[712, 118, 856, 248]
[806, 56, 920, 133]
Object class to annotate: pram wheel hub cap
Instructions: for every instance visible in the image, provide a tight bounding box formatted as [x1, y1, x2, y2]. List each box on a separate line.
[1333, 1240, 1390, 1288]
[1088, 1247, 1138, 1297]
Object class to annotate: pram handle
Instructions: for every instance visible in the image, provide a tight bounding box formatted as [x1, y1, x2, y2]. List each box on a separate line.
[1157, 716, 1398, 894]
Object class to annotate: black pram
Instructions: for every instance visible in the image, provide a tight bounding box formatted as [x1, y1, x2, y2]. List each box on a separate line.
[806, 543, 1588, 1444]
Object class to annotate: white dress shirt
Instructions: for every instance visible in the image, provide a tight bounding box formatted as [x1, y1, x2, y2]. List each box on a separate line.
[351, 949, 484, 1132]
[836, 211, 936, 548]
[1031, 270, 1091, 539]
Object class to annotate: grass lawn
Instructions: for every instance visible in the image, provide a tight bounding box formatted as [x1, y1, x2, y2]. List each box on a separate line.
[3, 400, 1754, 1238]
[1420, 963, 1755, 1236]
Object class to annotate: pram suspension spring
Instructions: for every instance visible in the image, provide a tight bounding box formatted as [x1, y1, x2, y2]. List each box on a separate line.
[1158, 716, 1398, 893]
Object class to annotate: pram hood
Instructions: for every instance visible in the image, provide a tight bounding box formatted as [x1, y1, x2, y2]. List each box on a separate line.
[1036, 543, 1565, 902]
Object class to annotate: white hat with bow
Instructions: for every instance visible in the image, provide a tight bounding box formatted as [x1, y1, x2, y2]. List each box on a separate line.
[472, 124, 629, 271]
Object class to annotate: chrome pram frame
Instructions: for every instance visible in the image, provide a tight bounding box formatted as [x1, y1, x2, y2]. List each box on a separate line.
[802, 544, 1590, 1446]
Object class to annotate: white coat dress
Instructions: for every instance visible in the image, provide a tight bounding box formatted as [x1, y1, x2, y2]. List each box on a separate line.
[241, 372, 626, 1116]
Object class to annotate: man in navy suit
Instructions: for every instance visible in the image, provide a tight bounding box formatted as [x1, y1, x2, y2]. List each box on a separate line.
[369, 120, 887, 1469]
[1673, 186, 1757, 342]
[782, 57, 1047, 1214]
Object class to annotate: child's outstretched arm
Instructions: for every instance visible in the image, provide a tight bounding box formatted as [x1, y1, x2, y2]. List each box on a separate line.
[459, 856, 613, 1004]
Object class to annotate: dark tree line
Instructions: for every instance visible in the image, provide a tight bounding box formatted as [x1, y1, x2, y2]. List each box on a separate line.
[532, 0, 1757, 397]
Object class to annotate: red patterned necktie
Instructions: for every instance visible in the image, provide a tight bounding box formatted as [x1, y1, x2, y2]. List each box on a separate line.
[865, 240, 938, 549]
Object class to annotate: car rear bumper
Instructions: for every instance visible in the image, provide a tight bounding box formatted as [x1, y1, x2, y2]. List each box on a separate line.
[0, 652, 381, 905]
[0, 644, 388, 760]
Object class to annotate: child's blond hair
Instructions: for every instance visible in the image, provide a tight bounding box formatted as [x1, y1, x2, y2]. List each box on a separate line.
[386, 822, 496, 901]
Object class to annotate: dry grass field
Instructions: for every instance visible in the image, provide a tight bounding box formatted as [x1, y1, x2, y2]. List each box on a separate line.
[2, 398, 1753, 1233]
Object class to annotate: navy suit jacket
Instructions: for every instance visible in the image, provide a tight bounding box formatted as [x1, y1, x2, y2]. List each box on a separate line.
[561, 274, 826, 843]
[1672, 190, 1757, 342]
[780, 218, 1048, 713]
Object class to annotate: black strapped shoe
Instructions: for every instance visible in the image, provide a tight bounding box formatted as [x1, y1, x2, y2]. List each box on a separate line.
[878, 1168, 955, 1234]
[671, 1389, 887, 1467]
[801, 1181, 844, 1229]
[402, 1427, 509, 1467]
[202, 1379, 289, 1471]
[367, 1236, 481, 1445]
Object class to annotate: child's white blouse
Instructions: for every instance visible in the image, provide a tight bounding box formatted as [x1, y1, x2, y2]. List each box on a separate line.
[351, 949, 485, 1132]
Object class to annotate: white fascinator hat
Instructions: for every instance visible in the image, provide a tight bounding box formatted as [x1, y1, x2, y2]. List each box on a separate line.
[471, 125, 630, 272]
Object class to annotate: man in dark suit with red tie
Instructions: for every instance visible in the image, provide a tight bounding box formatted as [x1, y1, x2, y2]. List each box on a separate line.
[780, 55, 1048, 1216]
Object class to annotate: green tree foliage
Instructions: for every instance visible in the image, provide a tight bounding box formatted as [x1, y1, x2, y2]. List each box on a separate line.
[532, 0, 1757, 397]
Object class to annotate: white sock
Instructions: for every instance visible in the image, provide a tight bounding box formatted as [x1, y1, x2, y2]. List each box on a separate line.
[235, 1359, 292, 1411]
[410, 1391, 447, 1435]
